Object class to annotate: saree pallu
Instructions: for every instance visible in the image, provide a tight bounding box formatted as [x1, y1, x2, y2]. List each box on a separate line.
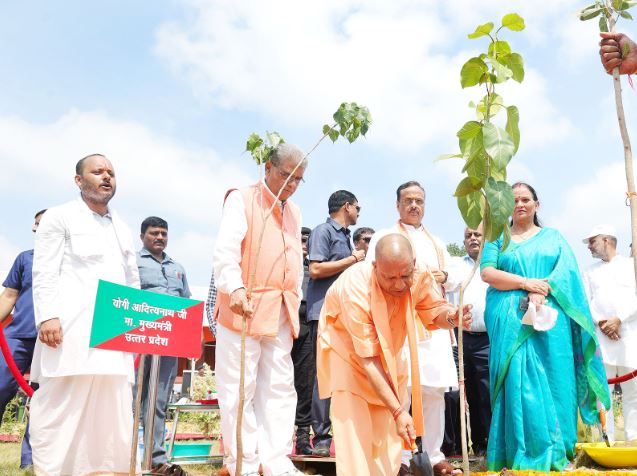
[481, 228, 610, 471]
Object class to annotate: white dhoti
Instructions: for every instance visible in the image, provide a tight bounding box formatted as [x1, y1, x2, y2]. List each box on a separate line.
[401, 385, 447, 466]
[605, 363, 637, 441]
[30, 374, 138, 476]
[216, 308, 297, 476]
[402, 330, 457, 467]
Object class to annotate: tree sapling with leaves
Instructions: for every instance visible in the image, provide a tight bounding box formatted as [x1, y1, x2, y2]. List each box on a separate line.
[437, 13, 525, 475]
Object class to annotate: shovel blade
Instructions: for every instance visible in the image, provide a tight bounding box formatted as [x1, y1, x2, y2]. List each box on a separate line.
[410, 449, 434, 476]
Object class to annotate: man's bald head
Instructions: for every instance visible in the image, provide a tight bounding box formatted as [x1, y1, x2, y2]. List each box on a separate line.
[375, 234, 414, 265]
[373, 234, 415, 297]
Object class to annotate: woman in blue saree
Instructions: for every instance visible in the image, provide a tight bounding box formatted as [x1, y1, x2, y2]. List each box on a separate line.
[480, 182, 610, 471]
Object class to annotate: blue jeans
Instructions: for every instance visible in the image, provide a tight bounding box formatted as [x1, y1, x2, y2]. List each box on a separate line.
[0, 336, 36, 467]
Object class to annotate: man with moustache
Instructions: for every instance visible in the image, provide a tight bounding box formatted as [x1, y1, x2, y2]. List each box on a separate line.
[447, 226, 491, 456]
[30, 154, 140, 475]
[136, 216, 191, 474]
[583, 225, 637, 442]
[367, 181, 460, 475]
[213, 144, 309, 476]
[353, 227, 375, 254]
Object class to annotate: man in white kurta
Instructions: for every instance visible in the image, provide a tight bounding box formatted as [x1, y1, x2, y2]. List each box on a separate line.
[447, 227, 491, 456]
[583, 224, 637, 442]
[31, 154, 140, 476]
[367, 181, 460, 475]
[212, 144, 308, 476]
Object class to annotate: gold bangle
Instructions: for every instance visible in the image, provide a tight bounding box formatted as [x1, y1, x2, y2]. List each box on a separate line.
[521, 278, 528, 291]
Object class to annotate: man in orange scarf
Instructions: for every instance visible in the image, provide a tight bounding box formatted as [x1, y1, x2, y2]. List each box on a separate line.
[317, 234, 471, 476]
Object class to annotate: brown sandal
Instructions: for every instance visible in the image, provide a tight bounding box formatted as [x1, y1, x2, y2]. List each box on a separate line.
[432, 460, 462, 476]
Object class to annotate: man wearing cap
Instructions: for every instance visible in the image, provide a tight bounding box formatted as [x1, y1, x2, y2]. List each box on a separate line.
[583, 224, 637, 441]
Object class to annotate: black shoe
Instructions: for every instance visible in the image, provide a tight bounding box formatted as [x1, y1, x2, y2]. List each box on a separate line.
[295, 426, 313, 456]
[312, 441, 331, 457]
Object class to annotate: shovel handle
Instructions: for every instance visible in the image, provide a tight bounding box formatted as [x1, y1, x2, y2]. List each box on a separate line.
[600, 408, 607, 429]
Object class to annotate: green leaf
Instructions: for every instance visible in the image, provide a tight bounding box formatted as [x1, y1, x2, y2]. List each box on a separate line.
[619, 10, 633, 19]
[246, 133, 263, 153]
[504, 53, 525, 82]
[468, 22, 494, 39]
[484, 178, 515, 239]
[454, 176, 484, 197]
[482, 213, 499, 243]
[599, 16, 609, 32]
[505, 106, 520, 154]
[501, 13, 525, 31]
[457, 191, 484, 230]
[483, 123, 514, 170]
[476, 93, 503, 121]
[323, 124, 339, 143]
[460, 57, 489, 88]
[457, 121, 483, 140]
[613, 0, 624, 9]
[487, 56, 513, 83]
[462, 140, 486, 178]
[489, 167, 507, 182]
[434, 153, 463, 162]
[265, 131, 284, 147]
[488, 40, 511, 59]
[579, 6, 602, 20]
[621, 1, 637, 9]
[501, 222, 511, 252]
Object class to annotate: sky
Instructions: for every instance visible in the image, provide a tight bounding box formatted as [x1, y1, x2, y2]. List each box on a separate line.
[1, 0, 637, 294]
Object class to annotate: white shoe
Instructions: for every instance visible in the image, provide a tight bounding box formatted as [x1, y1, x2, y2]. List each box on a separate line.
[278, 469, 322, 476]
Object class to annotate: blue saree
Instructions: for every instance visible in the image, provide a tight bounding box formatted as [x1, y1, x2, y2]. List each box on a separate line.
[481, 227, 610, 471]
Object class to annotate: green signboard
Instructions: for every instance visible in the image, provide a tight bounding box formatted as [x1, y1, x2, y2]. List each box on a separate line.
[90, 280, 204, 358]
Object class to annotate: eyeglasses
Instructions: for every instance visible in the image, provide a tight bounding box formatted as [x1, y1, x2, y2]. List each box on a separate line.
[275, 166, 305, 184]
[347, 202, 361, 213]
[362, 237, 372, 243]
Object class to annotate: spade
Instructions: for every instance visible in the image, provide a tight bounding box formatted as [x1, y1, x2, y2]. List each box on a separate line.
[410, 436, 434, 476]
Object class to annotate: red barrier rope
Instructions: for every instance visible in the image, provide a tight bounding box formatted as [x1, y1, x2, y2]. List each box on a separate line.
[0, 324, 34, 397]
[608, 369, 637, 385]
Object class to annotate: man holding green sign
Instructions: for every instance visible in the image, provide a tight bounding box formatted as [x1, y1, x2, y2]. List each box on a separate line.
[30, 154, 141, 476]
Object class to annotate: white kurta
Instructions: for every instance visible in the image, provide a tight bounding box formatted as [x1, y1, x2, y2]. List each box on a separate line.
[367, 223, 458, 389]
[212, 182, 302, 476]
[583, 255, 637, 368]
[447, 255, 488, 333]
[30, 197, 140, 476]
[31, 198, 140, 382]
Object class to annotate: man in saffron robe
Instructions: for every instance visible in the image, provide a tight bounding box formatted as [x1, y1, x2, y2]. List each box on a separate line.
[317, 234, 471, 476]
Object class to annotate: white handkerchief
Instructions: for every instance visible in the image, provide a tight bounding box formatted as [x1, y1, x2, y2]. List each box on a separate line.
[521, 302, 558, 331]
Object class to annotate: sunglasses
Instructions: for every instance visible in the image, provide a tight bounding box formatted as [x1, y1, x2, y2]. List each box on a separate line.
[362, 237, 371, 243]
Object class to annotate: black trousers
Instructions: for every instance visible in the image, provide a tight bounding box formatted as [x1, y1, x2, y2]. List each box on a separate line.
[462, 332, 491, 453]
[309, 320, 332, 445]
[292, 305, 314, 428]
